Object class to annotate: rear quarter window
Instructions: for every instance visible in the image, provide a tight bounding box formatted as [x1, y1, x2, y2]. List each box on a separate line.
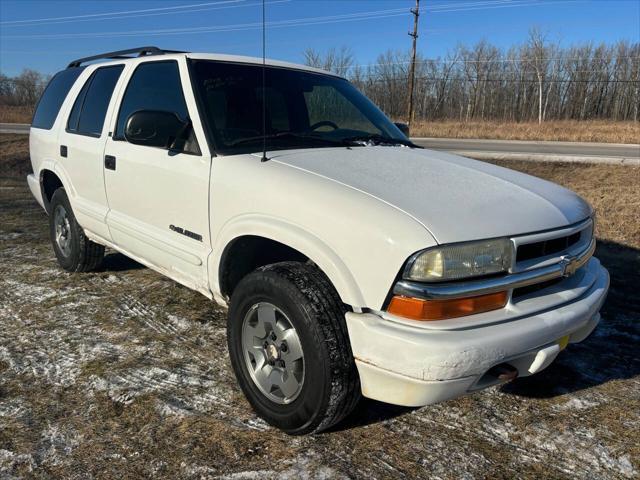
[32, 67, 85, 130]
[67, 65, 124, 137]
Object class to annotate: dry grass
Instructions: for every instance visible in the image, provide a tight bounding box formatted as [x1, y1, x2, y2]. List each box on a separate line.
[0, 134, 31, 177]
[410, 120, 640, 144]
[0, 105, 33, 124]
[1, 103, 638, 144]
[1, 134, 639, 478]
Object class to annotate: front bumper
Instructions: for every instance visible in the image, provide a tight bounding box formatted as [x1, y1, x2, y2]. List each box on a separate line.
[345, 258, 609, 407]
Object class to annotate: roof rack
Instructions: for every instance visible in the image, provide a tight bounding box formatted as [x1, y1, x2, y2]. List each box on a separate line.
[67, 46, 186, 68]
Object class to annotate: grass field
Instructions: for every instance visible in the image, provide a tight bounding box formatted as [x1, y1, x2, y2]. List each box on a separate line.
[0, 106, 33, 124]
[1, 104, 639, 144]
[1, 134, 639, 478]
[409, 120, 640, 144]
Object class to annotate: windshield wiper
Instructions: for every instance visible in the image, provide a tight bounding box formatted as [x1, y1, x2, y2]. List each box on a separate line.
[228, 131, 344, 147]
[339, 134, 420, 148]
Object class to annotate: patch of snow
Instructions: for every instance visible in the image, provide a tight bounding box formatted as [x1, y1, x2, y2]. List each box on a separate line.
[215, 455, 345, 480]
[0, 449, 35, 478]
[2, 279, 59, 303]
[555, 396, 600, 411]
[523, 425, 638, 478]
[0, 232, 22, 241]
[38, 423, 83, 467]
[0, 398, 28, 419]
[167, 314, 192, 332]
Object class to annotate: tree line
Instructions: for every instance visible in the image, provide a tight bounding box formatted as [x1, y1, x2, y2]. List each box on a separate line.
[0, 70, 50, 108]
[304, 32, 640, 123]
[1, 33, 638, 124]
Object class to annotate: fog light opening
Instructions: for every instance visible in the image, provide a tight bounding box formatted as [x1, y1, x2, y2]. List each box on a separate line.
[487, 363, 519, 382]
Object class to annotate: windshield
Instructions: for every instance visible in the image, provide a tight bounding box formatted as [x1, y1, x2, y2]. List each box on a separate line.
[189, 60, 408, 155]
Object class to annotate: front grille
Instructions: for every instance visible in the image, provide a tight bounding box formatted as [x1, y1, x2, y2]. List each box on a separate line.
[516, 231, 581, 262]
[512, 277, 563, 299]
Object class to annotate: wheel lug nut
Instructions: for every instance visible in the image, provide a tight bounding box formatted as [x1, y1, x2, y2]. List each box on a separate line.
[270, 332, 277, 341]
[280, 342, 287, 352]
[279, 360, 285, 368]
[263, 341, 268, 349]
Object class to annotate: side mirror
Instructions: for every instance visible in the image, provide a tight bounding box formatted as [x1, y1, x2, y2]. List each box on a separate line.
[125, 110, 189, 149]
[394, 122, 410, 137]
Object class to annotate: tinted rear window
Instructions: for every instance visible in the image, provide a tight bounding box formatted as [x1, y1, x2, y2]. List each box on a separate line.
[32, 67, 85, 130]
[66, 76, 91, 133]
[67, 65, 124, 137]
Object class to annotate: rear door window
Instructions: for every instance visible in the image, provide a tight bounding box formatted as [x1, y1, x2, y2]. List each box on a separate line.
[67, 65, 124, 137]
[32, 67, 85, 130]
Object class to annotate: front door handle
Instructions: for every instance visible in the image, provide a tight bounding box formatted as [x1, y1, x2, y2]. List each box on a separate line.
[104, 155, 116, 170]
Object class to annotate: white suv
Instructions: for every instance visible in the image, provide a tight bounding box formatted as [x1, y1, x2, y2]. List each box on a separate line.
[28, 47, 609, 434]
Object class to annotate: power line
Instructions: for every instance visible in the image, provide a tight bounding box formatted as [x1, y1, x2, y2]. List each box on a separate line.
[0, 8, 411, 39]
[0, 0, 583, 38]
[0, 0, 565, 27]
[425, 0, 582, 14]
[0, 0, 244, 25]
[0, 0, 291, 28]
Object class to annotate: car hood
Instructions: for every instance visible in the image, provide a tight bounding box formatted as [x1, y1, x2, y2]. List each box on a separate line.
[269, 146, 592, 244]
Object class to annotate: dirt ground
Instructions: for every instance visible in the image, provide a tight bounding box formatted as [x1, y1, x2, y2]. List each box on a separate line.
[1, 135, 639, 479]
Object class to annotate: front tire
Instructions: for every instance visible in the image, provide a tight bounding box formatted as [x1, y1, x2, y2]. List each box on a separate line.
[49, 188, 104, 272]
[227, 262, 361, 434]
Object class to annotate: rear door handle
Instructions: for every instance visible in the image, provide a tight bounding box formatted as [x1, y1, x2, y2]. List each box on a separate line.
[104, 155, 116, 170]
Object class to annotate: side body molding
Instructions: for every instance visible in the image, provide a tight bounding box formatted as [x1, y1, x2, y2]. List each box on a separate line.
[210, 214, 365, 307]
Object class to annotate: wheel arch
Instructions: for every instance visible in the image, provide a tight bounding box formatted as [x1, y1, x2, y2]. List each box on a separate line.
[37, 160, 77, 215]
[211, 215, 366, 308]
[39, 168, 64, 214]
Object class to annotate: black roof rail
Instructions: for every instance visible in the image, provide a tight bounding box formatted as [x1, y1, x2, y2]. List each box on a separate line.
[66, 46, 186, 68]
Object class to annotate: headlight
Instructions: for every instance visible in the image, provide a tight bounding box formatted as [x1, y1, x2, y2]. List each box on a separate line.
[405, 238, 513, 282]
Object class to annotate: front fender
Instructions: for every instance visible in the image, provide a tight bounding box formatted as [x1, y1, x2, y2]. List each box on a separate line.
[210, 214, 365, 307]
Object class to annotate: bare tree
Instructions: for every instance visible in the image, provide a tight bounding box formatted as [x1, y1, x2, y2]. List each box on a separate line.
[303, 46, 354, 77]
[524, 28, 551, 124]
[0, 69, 48, 106]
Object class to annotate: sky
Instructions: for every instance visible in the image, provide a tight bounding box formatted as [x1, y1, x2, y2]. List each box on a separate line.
[0, 0, 639, 76]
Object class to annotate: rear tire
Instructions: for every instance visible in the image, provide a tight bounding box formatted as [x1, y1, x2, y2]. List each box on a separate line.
[227, 261, 361, 434]
[49, 188, 104, 272]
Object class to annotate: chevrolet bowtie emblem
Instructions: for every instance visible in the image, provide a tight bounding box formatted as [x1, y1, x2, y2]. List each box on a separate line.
[559, 255, 580, 277]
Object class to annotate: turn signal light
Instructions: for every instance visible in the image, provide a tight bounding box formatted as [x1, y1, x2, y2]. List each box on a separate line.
[387, 291, 508, 321]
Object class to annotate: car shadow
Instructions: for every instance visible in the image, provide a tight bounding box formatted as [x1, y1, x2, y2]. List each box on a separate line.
[99, 252, 146, 272]
[327, 398, 416, 432]
[502, 239, 640, 398]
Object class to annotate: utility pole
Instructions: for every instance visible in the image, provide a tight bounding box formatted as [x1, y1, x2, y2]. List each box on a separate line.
[406, 0, 420, 126]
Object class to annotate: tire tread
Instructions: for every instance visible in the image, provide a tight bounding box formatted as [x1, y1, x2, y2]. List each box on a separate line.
[50, 188, 105, 272]
[254, 261, 361, 433]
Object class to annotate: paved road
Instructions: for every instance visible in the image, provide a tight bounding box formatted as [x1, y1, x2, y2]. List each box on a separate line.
[2, 123, 638, 164]
[0, 123, 30, 135]
[412, 137, 640, 161]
